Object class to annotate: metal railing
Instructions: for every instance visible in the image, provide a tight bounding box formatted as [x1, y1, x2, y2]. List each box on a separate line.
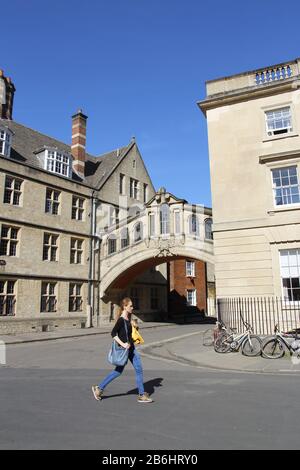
[217, 297, 300, 335]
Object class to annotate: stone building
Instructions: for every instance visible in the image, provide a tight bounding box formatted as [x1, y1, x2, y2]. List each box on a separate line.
[0, 69, 168, 333]
[198, 58, 300, 303]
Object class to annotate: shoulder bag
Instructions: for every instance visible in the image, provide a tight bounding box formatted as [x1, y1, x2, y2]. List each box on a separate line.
[108, 318, 129, 366]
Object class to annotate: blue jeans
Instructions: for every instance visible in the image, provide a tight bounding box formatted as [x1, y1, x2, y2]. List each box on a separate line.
[99, 346, 145, 395]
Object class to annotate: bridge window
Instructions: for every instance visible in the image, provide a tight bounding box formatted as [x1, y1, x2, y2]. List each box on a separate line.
[189, 214, 200, 237]
[205, 218, 213, 240]
[174, 210, 180, 234]
[160, 203, 170, 235]
[149, 213, 155, 237]
[120, 228, 129, 249]
[108, 236, 117, 255]
[134, 222, 143, 243]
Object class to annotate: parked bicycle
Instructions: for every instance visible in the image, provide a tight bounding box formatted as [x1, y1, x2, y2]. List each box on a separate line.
[262, 324, 300, 359]
[202, 320, 235, 346]
[214, 319, 262, 356]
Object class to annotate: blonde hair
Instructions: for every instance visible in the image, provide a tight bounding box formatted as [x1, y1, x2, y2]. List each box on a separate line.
[115, 297, 132, 322]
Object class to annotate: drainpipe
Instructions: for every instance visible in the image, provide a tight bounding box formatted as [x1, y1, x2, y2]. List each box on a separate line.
[87, 190, 97, 328]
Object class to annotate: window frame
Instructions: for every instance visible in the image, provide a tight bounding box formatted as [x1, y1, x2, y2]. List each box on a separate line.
[71, 196, 85, 221]
[271, 165, 300, 208]
[265, 106, 293, 137]
[0, 127, 13, 157]
[45, 188, 61, 215]
[279, 249, 300, 302]
[70, 238, 84, 264]
[43, 233, 59, 262]
[45, 149, 71, 178]
[0, 280, 16, 316]
[0, 224, 20, 257]
[41, 281, 57, 313]
[186, 260, 195, 277]
[186, 289, 197, 307]
[3, 175, 23, 206]
[69, 283, 83, 312]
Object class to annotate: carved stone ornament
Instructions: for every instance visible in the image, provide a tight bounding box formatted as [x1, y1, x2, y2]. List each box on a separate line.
[156, 247, 174, 258]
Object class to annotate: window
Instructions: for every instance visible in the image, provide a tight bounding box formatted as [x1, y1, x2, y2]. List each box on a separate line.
[160, 204, 170, 236]
[186, 261, 195, 277]
[41, 282, 57, 312]
[272, 166, 300, 206]
[186, 289, 197, 307]
[45, 188, 60, 215]
[149, 213, 155, 237]
[69, 283, 83, 312]
[143, 183, 148, 203]
[109, 206, 119, 227]
[205, 219, 213, 240]
[72, 196, 84, 220]
[174, 210, 181, 235]
[70, 238, 83, 264]
[108, 236, 117, 255]
[119, 174, 125, 195]
[3, 176, 23, 206]
[280, 249, 300, 301]
[131, 287, 140, 309]
[189, 214, 200, 237]
[0, 225, 19, 256]
[0, 127, 12, 157]
[130, 178, 139, 199]
[46, 149, 71, 177]
[150, 287, 159, 310]
[265, 107, 292, 136]
[43, 233, 58, 261]
[121, 228, 129, 249]
[134, 222, 143, 243]
[0, 280, 16, 316]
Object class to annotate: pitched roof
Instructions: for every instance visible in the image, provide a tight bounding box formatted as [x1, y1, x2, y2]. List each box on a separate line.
[0, 118, 133, 189]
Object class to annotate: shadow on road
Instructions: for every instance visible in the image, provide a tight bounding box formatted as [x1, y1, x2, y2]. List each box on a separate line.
[101, 377, 164, 400]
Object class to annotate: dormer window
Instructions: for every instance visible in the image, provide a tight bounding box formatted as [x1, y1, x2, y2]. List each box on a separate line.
[46, 149, 71, 177]
[0, 127, 13, 157]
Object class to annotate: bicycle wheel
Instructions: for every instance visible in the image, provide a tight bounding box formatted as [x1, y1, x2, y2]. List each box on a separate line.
[214, 333, 231, 353]
[202, 328, 215, 346]
[241, 335, 262, 357]
[262, 338, 285, 359]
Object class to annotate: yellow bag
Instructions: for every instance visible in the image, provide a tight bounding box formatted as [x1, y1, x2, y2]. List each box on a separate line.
[132, 325, 144, 345]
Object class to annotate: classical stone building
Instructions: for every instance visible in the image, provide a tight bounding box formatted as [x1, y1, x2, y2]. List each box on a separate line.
[198, 58, 300, 304]
[0, 69, 169, 333]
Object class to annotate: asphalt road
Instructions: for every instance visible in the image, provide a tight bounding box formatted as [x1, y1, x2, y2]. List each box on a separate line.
[1, 324, 300, 450]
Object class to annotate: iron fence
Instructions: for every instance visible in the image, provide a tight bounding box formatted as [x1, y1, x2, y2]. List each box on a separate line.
[217, 297, 300, 335]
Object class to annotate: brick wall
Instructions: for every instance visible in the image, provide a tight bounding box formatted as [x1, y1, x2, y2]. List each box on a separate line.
[168, 259, 207, 315]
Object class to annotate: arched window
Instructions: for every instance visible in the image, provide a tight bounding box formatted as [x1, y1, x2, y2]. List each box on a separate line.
[120, 227, 129, 249]
[108, 235, 117, 255]
[149, 212, 155, 237]
[160, 203, 170, 235]
[189, 214, 200, 237]
[134, 222, 143, 243]
[205, 219, 213, 240]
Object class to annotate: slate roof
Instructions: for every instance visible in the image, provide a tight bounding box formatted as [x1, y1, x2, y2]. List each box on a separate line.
[0, 118, 133, 189]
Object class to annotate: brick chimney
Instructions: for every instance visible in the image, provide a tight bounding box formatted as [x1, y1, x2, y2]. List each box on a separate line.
[71, 109, 87, 179]
[0, 70, 16, 120]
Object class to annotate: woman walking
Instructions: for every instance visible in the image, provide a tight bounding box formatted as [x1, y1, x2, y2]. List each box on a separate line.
[92, 297, 153, 403]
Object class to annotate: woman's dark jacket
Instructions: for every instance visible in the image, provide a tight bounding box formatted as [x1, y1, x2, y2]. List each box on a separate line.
[111, 317, 133, 346]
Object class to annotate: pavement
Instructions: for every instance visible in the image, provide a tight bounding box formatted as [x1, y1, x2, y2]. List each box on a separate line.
[1, 321, 300, 375]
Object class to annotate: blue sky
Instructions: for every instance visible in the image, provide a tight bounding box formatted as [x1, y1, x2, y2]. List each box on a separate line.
[2, 0, 300, 206]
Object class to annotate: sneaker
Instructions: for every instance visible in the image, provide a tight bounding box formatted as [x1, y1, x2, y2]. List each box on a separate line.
[137, 393, 153, 403]
[92, 385, 103, 401]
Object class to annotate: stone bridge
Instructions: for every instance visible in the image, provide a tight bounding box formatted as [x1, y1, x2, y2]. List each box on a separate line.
[97, 188, 214, 320]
